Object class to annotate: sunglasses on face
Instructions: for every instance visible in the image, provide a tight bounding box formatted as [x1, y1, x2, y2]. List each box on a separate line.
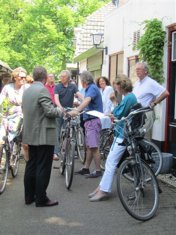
[18, 76, 26, 79]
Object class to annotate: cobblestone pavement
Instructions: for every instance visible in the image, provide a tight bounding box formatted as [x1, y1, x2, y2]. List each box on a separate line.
[0, 159, 176, 235]
[158, 173, 176, 188]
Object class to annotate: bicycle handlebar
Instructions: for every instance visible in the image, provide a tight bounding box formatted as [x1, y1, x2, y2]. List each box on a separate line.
[114, 106, 152, 123]
[64, 107, 85, 116]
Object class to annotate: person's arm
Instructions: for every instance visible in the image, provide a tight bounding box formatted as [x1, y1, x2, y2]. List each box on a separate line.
[109, 92, 118, 106]
[75, 91, 84, 102]
[39, 88, 63, 118]
[0, 85, 7, 105]
[77, 97, 91, 111]
[150, 90, 169, 108]
[68, 97, 91, 116]
[54, 94, 64, 111]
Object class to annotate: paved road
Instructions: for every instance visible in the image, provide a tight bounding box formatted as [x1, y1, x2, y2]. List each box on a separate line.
[0, 159, 176, 235]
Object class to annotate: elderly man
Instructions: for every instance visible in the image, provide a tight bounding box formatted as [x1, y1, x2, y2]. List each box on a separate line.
[133, 61, 169, 138]
[54, 70, 83, 160]
[68, 71, 103, 178]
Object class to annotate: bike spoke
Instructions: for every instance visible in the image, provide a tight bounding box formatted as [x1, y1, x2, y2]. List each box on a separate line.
[117, 160, 159, 221]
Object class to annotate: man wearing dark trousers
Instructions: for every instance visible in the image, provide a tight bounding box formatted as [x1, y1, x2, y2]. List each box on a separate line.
[22, 66, 63, 207]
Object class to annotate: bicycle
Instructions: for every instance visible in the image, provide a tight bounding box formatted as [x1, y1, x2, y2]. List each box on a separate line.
[99, 124, 114, 170]
[75, 116, 86, 164]
[99, 114, 162, 177]
[59, 112, 85, 189]
[116, 106, 160, 221]
[0, 113, 23, 194]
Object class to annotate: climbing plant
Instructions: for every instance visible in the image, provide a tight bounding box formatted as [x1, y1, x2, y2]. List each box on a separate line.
[136, 18, 166, 83]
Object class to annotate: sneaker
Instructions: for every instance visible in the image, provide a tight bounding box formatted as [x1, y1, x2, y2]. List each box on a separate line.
[53, 154, 60, 161]
[86, 171, 102, 178]
[75, 168, 90, 175]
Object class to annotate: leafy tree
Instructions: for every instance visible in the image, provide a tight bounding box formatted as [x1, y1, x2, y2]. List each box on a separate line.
[0, 0, 109, 74]
[0, 0, 28, 64]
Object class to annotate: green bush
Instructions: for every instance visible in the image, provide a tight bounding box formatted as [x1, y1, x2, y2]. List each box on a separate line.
[136, 18, 166, 83]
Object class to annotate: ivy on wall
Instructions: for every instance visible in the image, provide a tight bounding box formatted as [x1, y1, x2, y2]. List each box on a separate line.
[136, 18, 166, 84]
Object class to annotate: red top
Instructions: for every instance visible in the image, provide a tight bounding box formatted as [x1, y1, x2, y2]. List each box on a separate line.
[45, 83, 55, 104]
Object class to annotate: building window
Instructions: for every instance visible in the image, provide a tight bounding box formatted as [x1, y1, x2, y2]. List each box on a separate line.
[109, 52, 124, 83]
[128, 56, 139, 84]
[132, 30, 140, 49]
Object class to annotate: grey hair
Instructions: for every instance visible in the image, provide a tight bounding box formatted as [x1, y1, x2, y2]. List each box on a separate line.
[80, 71, 94, 85]
[60, 70, 71, 80]
[136, 61, 149, 73]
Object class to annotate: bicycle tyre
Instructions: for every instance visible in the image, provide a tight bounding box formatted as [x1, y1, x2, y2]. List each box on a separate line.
[59, 131, 66, 175]
[139, 139, 163, 176]
[0, 145, 9, 194]
[76, 127, 86, 164]
[10, 142, 21, 178]
[65, 140, 75, 190]
[117, 159, 159, 221]
[100, 131, 114, 170]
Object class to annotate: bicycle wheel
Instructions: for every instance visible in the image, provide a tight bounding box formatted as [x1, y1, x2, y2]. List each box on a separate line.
[76, 127, 86, 164]
[65, 140, 75, 190]
[117, 159, 159, 221]
[100, 131, 114, 170]
[10, 141, 21, 178]
[60, 131, 66, 175]
[0, 145, 9, 194]
[139, 139, 163, 176]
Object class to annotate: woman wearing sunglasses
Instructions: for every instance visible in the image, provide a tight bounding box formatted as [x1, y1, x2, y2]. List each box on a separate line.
[0, 67, 27, 145]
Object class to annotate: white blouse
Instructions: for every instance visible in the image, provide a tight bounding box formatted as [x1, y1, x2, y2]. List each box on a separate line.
[100, 85, 114, 114]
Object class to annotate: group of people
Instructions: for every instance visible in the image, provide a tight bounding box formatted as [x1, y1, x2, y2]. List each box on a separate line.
[68, 61, 169, 202]
[0, 61, 169, 207]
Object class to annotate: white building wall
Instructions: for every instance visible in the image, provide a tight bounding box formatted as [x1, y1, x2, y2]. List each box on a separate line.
[79, 60, 87, 73]
[78, 60, 87, 88]
[102, 0, 176, 141]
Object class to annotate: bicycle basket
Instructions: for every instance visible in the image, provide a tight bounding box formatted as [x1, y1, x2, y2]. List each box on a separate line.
[129, 103, 146, 131]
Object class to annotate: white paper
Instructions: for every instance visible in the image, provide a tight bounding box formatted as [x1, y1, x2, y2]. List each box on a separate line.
[86, 110, 106, 118]
[86, 110, 112, 129]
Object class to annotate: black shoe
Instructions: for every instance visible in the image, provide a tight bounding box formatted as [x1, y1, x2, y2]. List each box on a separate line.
[75, 168, 90, 175]
[36, 199, 59, 207]
[86, 171, 102, 178]
[25, 197, 35, 205]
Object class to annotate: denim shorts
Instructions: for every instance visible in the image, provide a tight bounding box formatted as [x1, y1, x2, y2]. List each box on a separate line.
[84, 118, 101, 148]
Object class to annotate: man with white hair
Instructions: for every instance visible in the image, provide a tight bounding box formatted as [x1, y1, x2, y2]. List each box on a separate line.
[54, 70, 83, 160]
[133, 61, 169, 138]
[68, 71, 103, 178]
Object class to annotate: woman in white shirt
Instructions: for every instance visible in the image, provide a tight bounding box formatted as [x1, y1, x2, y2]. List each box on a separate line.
[96, 76, 114, 114]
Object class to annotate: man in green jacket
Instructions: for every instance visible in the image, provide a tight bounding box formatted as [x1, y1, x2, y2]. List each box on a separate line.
[22, 66, 63, 207]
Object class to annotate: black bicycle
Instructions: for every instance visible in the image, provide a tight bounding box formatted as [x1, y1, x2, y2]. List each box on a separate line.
[116, 106, 160, 221]
[59, 112, 85, 189]
[0, 114, 23, 194]
[99, 115, 162, 176]
[99, 125, 114, 170]
[75, 116, 86, 164]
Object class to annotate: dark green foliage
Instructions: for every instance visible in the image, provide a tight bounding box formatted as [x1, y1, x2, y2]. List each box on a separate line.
[136, 18, 166, 83]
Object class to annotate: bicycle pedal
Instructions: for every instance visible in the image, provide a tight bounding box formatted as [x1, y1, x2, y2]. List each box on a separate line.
[127, 194, 135, 201]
